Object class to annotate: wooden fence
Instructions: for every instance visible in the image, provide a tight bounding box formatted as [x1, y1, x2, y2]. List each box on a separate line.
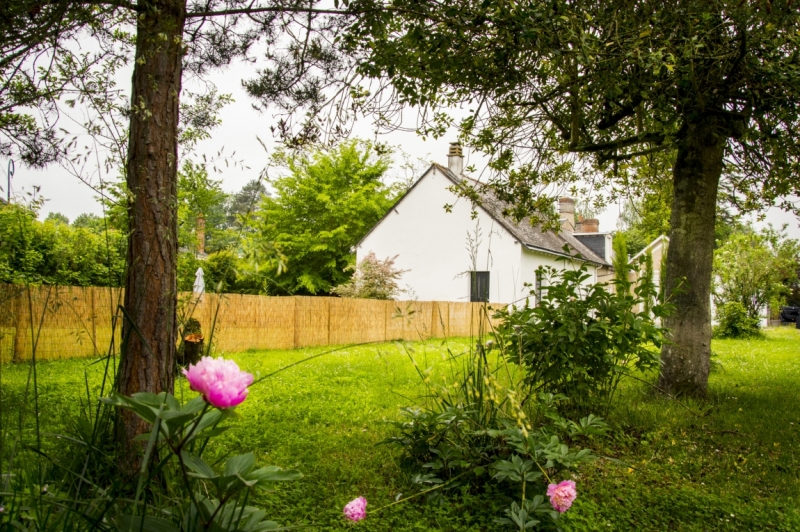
[0, 284, 499, 362]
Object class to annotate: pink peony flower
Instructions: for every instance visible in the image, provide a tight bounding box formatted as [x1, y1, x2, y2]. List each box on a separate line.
[343, 496, 367, 522]
[183, 356, 254, 409]
[547, 480, 577, 513]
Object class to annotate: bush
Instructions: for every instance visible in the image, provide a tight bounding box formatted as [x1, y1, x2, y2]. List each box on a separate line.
[713, 301, 761, 338]
[332, 252, 406, 299]
[385, 312, 606, 530]
[493, 259, 669, 413]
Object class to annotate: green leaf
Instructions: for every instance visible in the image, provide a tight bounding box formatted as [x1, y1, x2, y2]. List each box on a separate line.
[114, 516, 179, 532]
[182, 451, 216, 479]
[247, 466, 303, 483]
[223, 453, 256, 477]
[159, 410, 198, 438]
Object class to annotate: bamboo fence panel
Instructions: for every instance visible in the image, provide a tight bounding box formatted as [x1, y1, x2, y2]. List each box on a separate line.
[293, 296, 329, 348]
[0, 284, 502, 361]
[329, 298, 387, 345]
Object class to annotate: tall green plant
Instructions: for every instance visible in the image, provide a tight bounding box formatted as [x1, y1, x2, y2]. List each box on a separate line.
[612, 233, 629, 290]
[385, 306, 605, 530]
[643, 250, 655, 316]
[494, 256, 669, 412]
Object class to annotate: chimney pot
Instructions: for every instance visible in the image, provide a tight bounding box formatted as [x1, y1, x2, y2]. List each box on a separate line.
[447, 142, 464, 175]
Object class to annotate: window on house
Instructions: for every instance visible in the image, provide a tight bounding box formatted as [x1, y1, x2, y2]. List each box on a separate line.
[470, 271, 490, 302]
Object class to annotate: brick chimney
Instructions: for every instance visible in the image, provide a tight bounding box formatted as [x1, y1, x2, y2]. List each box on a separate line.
[448, 142, 464, 175]
[558, 197, 575, 233]
[579, 218, 599, 233]
[196, 214, 206, 254]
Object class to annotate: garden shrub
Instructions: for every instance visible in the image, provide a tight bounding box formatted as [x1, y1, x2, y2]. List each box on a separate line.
[386, 324, 607, 530]
[713, 301, 761, 338]
[385, 256, 670, 528]
[493, 259, 669, 413]
[332, 252, 406, 299]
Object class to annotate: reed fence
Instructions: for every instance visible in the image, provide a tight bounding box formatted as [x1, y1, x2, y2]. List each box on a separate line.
[0, 284, 500, 363]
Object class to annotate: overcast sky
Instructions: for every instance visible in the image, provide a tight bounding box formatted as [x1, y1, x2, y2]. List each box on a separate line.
[5, 58, 799, 240]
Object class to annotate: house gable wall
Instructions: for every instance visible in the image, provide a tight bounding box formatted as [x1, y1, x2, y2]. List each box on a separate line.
[357, 166, 598, 303]
[358, 166, 523, 302]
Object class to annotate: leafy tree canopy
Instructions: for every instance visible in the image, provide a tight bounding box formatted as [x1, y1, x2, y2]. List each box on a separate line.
[226, 179, 268, 230]
[252, 140, 398, 295]
[177, 161, 233, 254]
[352, 0, 800, 214]
[0, 203, 125, 286]
[713, 225, 800, 319]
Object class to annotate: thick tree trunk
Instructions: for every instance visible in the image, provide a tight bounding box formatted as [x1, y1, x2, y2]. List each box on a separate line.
[118, 0, 186, 448]
[658, 118, 726, 397]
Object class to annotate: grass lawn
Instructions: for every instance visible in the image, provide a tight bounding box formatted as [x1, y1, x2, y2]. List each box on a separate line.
[1, 328, 799, 530]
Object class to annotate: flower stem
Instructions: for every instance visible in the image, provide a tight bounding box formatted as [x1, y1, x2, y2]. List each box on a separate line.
[371, 471, 469, 515]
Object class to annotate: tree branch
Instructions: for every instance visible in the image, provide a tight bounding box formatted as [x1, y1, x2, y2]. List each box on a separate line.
[571, 132, 664, 153]
[186, 5, 352, 17]
[598, 144, 669, 163]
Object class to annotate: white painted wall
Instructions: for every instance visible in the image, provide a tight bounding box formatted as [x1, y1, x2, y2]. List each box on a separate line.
[357, 165, 598, 303]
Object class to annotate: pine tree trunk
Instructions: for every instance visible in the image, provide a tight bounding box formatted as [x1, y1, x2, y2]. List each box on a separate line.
[118, 0, 186, 450]
[658, 117, 725, 397]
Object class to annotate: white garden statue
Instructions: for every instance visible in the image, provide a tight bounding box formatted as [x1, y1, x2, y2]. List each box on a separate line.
[193, 267, 205, 296]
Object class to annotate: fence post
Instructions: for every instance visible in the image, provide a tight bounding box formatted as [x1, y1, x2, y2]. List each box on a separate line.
[90, 287, 98, 355]
[292, 297, 299, 350]
[12, 286, 28, 363]
[326, 298, 331, 347]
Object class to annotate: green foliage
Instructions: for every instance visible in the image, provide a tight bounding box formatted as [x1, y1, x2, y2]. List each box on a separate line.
[177, 252, 205, 292]
[613, 155, 674, 256]
[352, 0, 800, 218]
[384, 331, 603, 529]
[178, 161, 234, 254]
[713, 301, 761, 339]
[713, 226, 800, 319]
[72, 213, 106, 232]
[204, 250, 241, 292]
[0, 203, 125, 286]
[252, 140, 397, 295]
[643, 250, 654, 315]
[332, 252, 406, 299]
[495, 259, 668, 412]
[225, 179, 267, 230]
[611, 233, 629, 286]
[44, 211, 69, 225]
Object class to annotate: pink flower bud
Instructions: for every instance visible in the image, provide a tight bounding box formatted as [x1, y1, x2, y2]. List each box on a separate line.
[343, 496, 367, 522]
[182, 356, 254, 409]
[547, 480, 577, 513]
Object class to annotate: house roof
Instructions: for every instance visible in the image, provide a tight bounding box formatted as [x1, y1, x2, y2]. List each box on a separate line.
[432, 164, 609, 266]
[358, 163, 609, 266]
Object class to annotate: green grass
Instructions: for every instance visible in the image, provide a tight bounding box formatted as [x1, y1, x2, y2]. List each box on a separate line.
[1, 328, 799, 530]
[565, 327, 800, 531]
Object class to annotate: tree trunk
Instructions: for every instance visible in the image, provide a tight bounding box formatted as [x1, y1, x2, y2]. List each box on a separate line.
[658, 117, 726, 397]
[118, 0, 186, 449]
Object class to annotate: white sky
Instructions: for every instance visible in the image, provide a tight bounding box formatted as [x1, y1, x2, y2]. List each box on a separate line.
[5, 59, 799, 240]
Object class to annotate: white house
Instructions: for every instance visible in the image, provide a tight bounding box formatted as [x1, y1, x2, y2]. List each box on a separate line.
[356, 144, 613, 304]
